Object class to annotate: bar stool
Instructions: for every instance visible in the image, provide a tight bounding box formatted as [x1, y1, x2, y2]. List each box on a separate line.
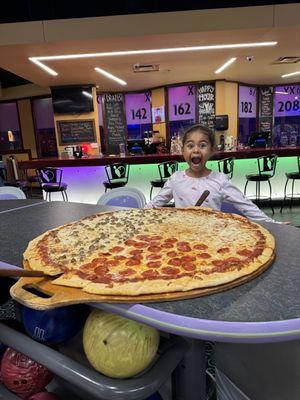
[218, 157, 235, 179]
[150, 161, 178, 200]
[36, 167, 68, 201]
[103, 163, 130, 192]
[280, 156, 300, 212]
[244, 154, 277, 214]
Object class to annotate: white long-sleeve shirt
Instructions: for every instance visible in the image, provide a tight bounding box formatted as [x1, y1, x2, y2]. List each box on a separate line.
[146, 170, 276, 223]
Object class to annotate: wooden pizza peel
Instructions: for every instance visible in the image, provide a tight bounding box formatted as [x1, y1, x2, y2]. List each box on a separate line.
[9, 253, 275, 310]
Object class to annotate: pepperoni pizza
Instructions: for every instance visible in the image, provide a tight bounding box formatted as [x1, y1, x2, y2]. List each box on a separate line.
[23, 208, 275, 296]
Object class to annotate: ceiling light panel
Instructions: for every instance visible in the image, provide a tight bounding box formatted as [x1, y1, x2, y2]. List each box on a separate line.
[94, 67, 127, 86]
[215, 57, 237, 74]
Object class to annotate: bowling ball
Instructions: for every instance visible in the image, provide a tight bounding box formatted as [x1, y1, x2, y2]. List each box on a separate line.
[83, 309, 160, 378]
[22, 304, 88, 345]
[0, 341, 7, 360]
[146, 393, 163, 400]
[27, 392, 60, 400]
[1, 348, 53, 398]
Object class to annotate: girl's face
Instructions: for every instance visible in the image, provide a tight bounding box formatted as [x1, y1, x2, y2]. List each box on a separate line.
[182, 131, 214, 176]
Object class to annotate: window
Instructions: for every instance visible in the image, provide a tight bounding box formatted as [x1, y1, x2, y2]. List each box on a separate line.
[32, 97, 58, 157]
[0, 102, 22, 150]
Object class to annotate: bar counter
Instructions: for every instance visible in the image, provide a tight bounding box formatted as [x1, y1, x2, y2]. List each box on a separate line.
[18, 146, 300, 170]
[17, 147, 300, 204]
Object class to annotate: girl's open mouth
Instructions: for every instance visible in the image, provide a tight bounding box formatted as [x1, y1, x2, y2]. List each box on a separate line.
[191, 156, 201, 165]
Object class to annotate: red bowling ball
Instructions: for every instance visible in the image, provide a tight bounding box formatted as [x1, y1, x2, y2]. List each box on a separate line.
[0, 348, 53, 398]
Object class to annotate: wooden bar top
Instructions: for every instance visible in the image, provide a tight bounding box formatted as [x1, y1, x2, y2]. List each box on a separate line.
[18, 147, 300, 169]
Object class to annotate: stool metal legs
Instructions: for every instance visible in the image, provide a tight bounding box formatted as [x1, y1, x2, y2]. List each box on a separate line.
[150, 185, 154, 200]
[244, 179, 274, 214]
[280, 178, 299, 213]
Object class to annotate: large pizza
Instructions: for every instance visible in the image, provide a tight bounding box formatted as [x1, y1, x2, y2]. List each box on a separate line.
[23, 208, 275, 296]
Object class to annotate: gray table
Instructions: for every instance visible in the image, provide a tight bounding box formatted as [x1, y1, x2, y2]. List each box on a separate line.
[1, 201, 300, 399]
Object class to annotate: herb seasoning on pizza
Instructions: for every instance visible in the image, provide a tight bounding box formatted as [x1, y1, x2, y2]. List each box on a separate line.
[23, 208, 275, 296]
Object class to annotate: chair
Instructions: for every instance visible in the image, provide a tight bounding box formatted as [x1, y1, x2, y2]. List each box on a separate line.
[97, 187, 146, 208]
[280, 156, 300, 212]
[150, 161, 178, 200]
[218, 157, 235, 179]
[0, 187, 26, 200]
[244, 154, 277, 213]
[103, 163, 130, 192]
[36, 168, 68, 201]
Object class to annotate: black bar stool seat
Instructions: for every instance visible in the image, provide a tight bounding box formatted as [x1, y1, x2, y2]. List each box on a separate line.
[280, 156, 300, 212]
[244, 154, 277, 214]
[150, 161, 178, 200]
[103, 163, 130, 192]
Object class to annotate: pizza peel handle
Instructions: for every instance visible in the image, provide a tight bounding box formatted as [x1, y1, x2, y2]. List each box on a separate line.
[0, 269, 49, 278]
[195, 190, 210, 207]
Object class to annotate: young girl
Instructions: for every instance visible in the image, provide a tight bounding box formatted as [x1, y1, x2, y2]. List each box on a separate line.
[146, 124, 277, 223]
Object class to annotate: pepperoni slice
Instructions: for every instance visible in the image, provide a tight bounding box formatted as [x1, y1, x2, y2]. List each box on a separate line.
[217, 247, 230, 254]
[212, 259, 224, 267]
[237, 249, 253, 257]
[147, 245, 162, 252]
[194, 244, 208, 250]
[119, 268, 135, 276]
[91, 257, 107, 266]
[129, 249, 143, 256]
[142, 269, 159, 278]
[132, 241, 148, 248]
[148, 235, 162, 241]
[197, 253, 211, 259]
[94, 265, 109, 274]
[168, 258, 182, 266]
[165, 237, 178, 243]
[161, 267, 180, 275]
[98, 252, 111, 256]
[136, 235, 151, 241]
[124, 240, 137, 246]
[167, 251, 178, 257]
[161, 242, 174, 249]
[110, 246, 124, 253]
[177, 245, 192, 252]
[177, 241, 189, 246]
[146, 261, 162, 268]
[182, 262, 196, 271]
[126, 258, 141, 266]
[181, 255, 196, 262]
[146, 254, 162, 260]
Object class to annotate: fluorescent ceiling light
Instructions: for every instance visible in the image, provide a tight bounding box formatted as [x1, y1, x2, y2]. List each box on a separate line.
[94, 67, 127, 86]
[281, 70, 300, 78]
[82, 90, 93, 98]
[29, 41, 277, 76]
[30, 58, 58, 76]
[215, 57, 237, 74]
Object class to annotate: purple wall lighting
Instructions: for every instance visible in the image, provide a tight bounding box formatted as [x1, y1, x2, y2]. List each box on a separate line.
[0, 102, 20, 131]
[32, 98, 55, 129]
[238, 86, 257, 118]
[125, 92, 152, 125]
[168, 85, 196, 121]
[274, 85, 300, 117]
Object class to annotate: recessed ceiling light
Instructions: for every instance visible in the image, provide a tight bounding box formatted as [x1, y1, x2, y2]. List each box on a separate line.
[29, 41, 277, 76]
[215, 57, 237, 74]
[94, 67, 127, 86]
[281, 70, 300, 78]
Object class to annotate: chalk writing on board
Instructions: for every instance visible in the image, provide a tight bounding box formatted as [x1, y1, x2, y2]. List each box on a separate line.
[57, 120, 95, 144]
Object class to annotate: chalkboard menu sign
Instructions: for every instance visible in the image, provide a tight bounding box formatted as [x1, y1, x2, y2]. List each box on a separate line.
[259, 86, 274, 133]
[198, 82, 215, 130]
[57, 120, 96, 144]
[103, 93, 127, 154]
